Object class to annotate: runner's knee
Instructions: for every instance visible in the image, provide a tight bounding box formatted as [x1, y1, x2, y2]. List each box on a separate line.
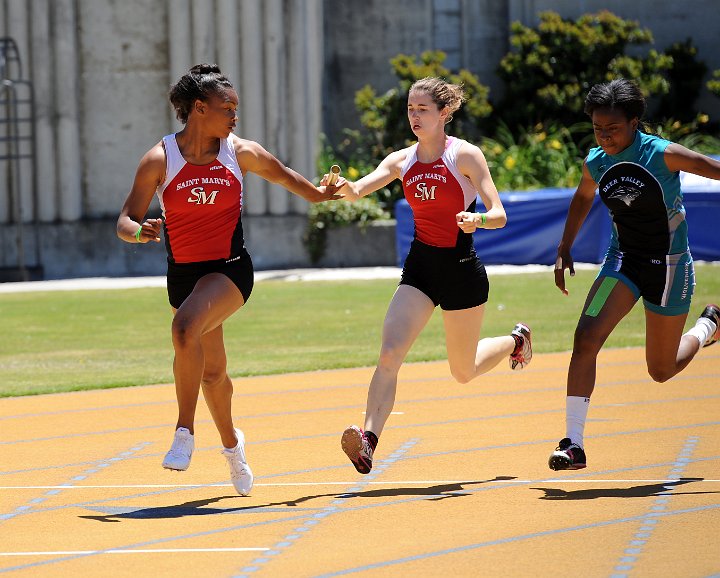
[572, 326, 604, 357]
[201, 365, 228, 388]
[647, 363, 676, 383]
[171, 314, 202, 349]
[377, 342, 406, 372]
[449, 366, 475, 384]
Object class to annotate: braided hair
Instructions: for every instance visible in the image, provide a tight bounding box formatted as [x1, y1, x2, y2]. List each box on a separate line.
[168, 63, 234, 124]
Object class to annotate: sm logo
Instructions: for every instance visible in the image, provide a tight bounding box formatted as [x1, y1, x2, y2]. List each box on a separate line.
[415, 182, 437, 201]
[188, 187, 219, 205]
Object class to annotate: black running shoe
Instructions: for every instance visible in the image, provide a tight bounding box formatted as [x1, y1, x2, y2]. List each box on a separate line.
[700, 304, 720, 347]
[341, 425, 374, 474]
[548, 438, 587, 470]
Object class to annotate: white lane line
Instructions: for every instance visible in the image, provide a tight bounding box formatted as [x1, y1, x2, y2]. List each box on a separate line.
[1, 479, 719, 490]
[0, 548, 269, 556]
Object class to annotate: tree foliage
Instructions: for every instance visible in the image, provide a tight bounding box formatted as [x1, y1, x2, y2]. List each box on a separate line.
[658, 39, 708, 122]
[496, 10, 672, 127]
[708, 70, 720, 99]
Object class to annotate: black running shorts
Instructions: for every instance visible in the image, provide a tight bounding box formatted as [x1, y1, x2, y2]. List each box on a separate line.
[400, 239, 489, 310]
[166, 249, 254, 309]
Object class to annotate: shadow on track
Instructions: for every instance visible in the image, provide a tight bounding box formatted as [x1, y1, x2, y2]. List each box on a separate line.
[79, 476, 517, 522]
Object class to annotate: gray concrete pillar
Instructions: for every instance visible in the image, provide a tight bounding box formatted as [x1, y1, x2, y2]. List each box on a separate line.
[240, 0, 267, 215]
[30, 0, 58, 223]
[54, 0, 83, 221]
[168, 0, 192, 128]
[191, 0, 215, 65]
[264, 0, 290, 216]
[216, 0, 240, 87]
[288, 0, 323, 214]
[306, 0, 323, 181]
[434, 0, 463, 70]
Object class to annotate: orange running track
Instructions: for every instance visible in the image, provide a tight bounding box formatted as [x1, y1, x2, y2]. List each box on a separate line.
[1, 347, 719, 577]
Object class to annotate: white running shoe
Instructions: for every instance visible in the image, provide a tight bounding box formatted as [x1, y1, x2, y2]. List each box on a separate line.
[509, 323, 532, 370]
[699, 304, 720, 347]
[162, 427, 194, 471]
[222, 428, 254, 496]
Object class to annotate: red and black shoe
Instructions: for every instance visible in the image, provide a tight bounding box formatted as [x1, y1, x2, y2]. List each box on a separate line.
[341, 425, 374, 474]
[548, 438, 587, 470]
[510, 323, 532, 370]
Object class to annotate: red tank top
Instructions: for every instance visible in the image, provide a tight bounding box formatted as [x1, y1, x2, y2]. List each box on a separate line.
[156, 134, 244, 263]
[400, 137, 478, 248]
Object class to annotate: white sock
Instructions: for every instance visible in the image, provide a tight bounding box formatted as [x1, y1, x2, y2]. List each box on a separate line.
[565, 395, 590, 448]
[685, 317, 715, 347]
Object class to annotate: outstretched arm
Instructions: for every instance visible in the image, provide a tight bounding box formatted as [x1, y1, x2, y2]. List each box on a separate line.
[236, 138, 340, 203]
[327, 149, 407, 203]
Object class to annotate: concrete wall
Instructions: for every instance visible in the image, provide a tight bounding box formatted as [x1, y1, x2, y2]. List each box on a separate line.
[323, 0, 720, 142]
[1, 0, 718, 279]
[0, 218, 396, 281]
[323, 0, 511, 143]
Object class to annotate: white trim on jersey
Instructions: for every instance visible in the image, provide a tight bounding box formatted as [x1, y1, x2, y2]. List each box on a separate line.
[156, 134, 244, 215]
[400, 136, 478, 210]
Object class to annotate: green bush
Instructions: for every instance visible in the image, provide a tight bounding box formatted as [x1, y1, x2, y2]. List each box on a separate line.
[481, 121, 587, 190]
[651, 115, 720, 154]
[708, 69, 720, 99]
[496, 10, 672, 128]
[658, 39, 708, 122]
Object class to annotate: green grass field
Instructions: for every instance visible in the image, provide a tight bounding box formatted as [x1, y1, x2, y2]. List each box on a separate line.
[1, 265, 718, 397]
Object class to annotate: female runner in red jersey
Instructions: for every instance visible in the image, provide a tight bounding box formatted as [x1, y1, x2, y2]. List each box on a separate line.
[323, 77, 532, 474]
[117, 64, 340, 495]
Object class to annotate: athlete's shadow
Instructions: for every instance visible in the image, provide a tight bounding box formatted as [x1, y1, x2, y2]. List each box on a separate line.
[79, 476, 516, 522]
[338, 475, 517, 502]
[532, 477, 716, 500]
[79, 493, 332, 523]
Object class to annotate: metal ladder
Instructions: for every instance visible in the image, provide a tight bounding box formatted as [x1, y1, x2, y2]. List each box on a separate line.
[0, 37, 40, 281]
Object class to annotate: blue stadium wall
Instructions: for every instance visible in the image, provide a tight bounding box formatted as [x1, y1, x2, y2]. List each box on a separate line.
[395, 186, 720, 267]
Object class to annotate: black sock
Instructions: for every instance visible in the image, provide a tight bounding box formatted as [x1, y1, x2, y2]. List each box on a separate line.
[365, 430, 378, 450]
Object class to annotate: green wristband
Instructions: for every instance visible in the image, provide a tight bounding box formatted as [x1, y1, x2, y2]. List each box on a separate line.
[479, 213, 487, 226]
[134, 226, 143, 242]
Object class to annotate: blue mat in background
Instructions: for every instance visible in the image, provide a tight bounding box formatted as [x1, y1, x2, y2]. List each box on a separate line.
[395, 183, 719, 267]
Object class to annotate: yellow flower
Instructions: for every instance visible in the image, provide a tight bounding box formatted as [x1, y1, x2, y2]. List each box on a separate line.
[549, 139, 562, 150]
[492, 145, 503, 155]
[698, 114, 709, 124]
[503, 156, 516, 170]
[536, 131, 547, 142]
[347, 166, 360, 180]
[672, 120, 681, 129]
